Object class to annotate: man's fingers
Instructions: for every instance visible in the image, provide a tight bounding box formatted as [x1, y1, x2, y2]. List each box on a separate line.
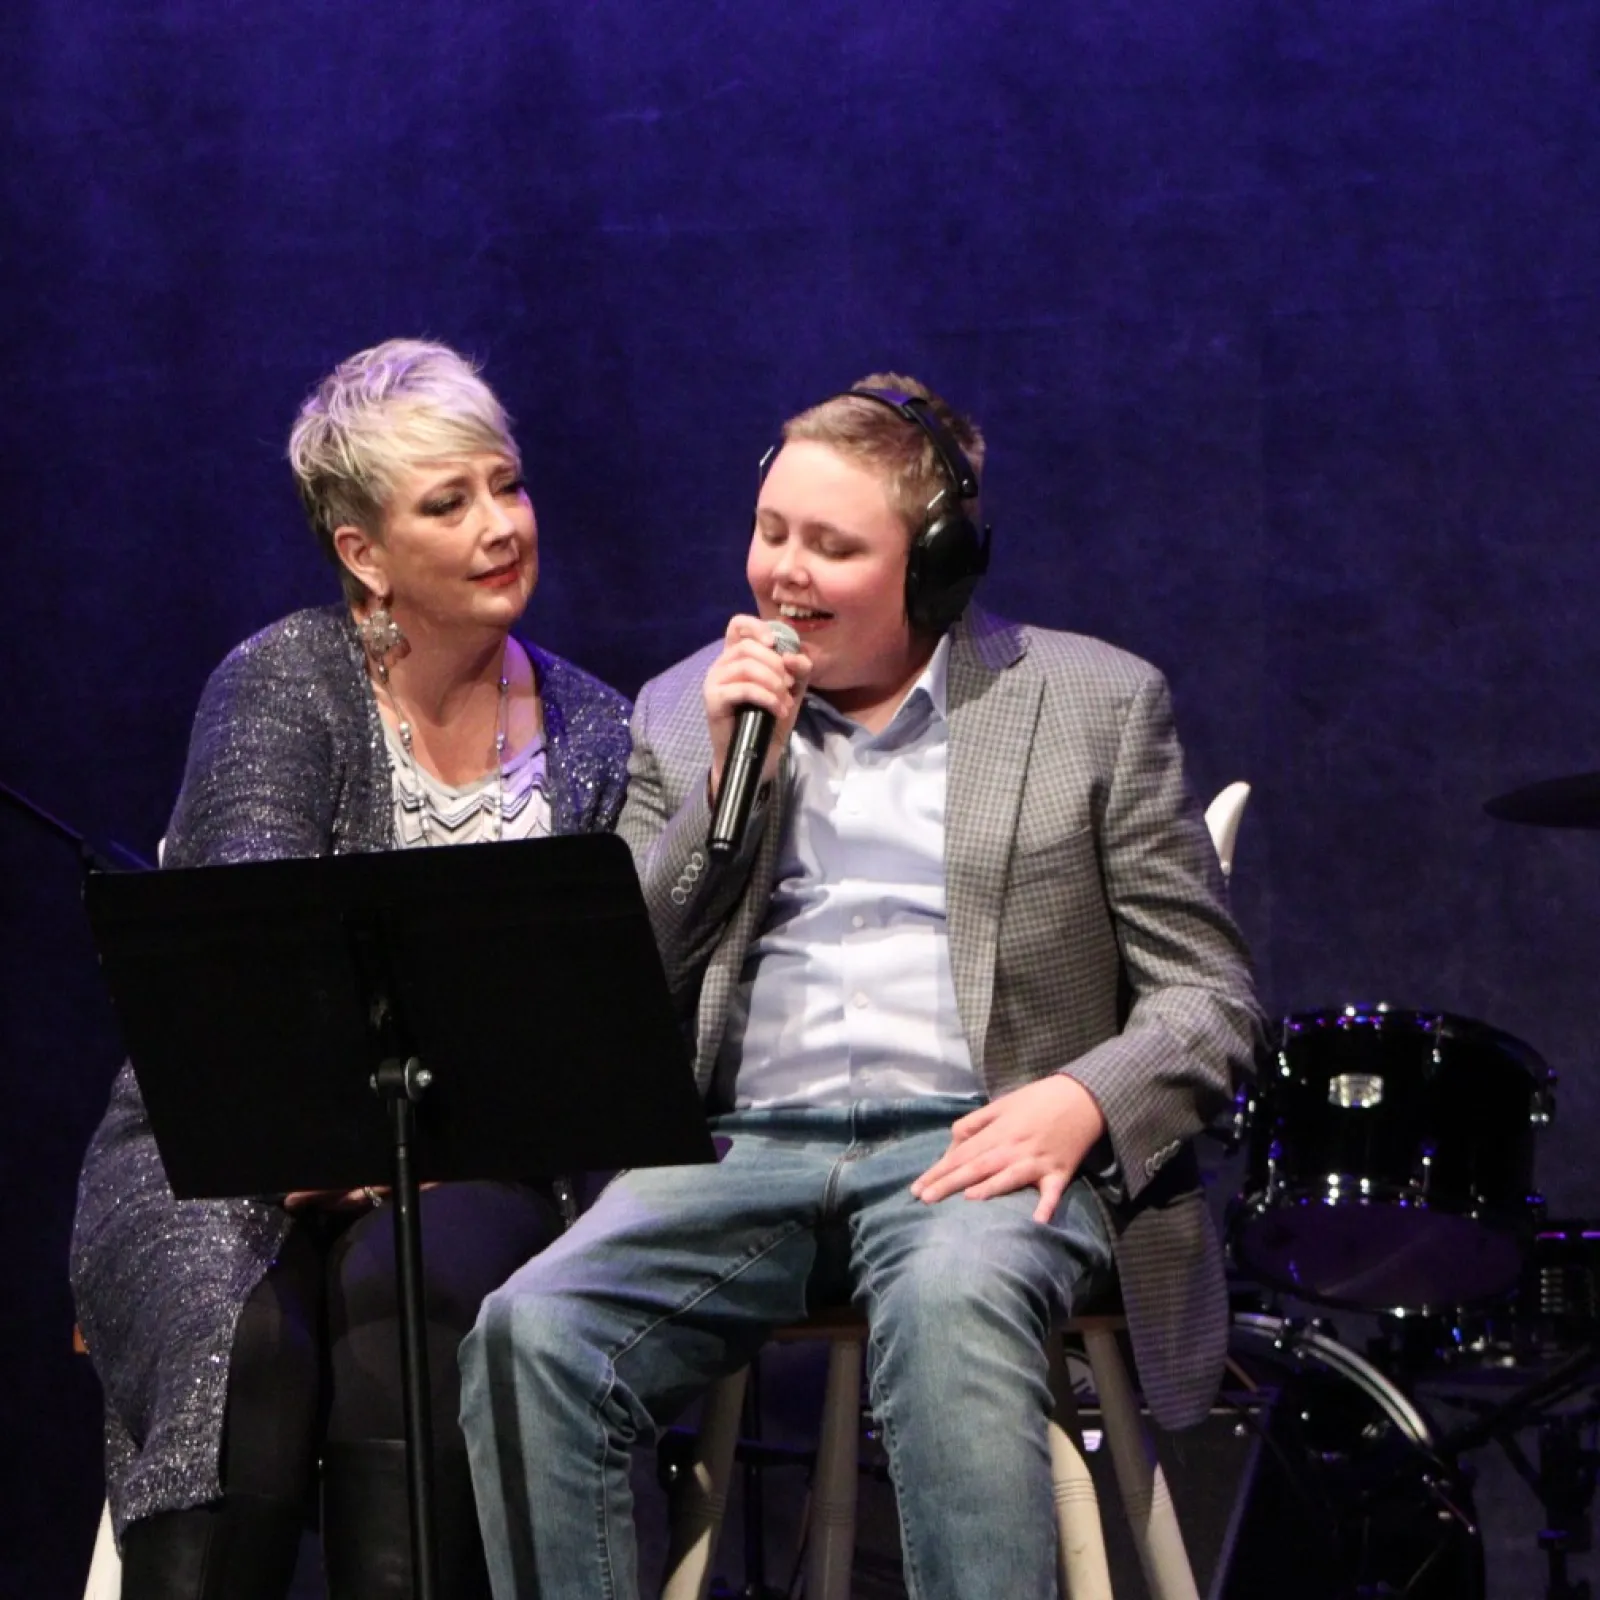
[725, 614, 777, 646]
[1032, 1172, 1068, 1223]
[950, 1102, 997, 1141]
[910, 1137, 983, 1196]
[915, 1144, 1013, 1203]
[961, 1157, 1046, 1202]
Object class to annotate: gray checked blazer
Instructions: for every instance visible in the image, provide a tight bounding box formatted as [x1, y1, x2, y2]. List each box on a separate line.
[615, 605, 1264, 1430]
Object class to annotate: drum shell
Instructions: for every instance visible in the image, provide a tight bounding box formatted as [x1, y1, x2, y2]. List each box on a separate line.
[1231, 1007, 1551, 1311]
[1386, 1223, 1600, 1376]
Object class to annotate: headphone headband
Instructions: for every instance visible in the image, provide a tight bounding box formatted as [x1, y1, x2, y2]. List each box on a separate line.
[846, 387, 981, 502]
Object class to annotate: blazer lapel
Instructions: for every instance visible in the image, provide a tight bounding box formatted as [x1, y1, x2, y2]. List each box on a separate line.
[945, 610, 1039, 1074]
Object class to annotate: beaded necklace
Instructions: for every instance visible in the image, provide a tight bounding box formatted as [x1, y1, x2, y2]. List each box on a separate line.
[375, 642, 511, 846]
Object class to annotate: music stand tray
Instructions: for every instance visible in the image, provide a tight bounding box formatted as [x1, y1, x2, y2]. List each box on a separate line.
[84, 832, 715, 1599]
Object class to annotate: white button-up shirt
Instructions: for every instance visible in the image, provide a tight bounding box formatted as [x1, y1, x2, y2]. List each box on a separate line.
[719, 636, 981, 1109]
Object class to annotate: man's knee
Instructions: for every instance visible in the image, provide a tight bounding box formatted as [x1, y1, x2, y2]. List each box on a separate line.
[463, 1274, 585, 1403]
[883, 1243, 1046, 1331]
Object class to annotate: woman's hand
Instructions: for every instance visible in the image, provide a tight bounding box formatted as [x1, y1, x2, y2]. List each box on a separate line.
[281, 1190, 380, 1209]
[282, 1187, 388, 1212]
[282, 1183, 441, 1212]
[703, 616, 811, 801]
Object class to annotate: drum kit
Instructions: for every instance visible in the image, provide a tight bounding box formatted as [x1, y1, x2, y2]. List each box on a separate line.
[1211, 773, 1600, 1599]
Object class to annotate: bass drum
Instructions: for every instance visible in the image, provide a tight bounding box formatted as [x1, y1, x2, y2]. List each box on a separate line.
[1217, 1313, 1483, 1599]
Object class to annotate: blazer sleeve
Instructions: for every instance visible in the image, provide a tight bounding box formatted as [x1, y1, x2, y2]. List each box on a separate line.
[1062, 671, 1265, 1203]
[615, 676, 770, 1009]
[160, 640, 337, 869]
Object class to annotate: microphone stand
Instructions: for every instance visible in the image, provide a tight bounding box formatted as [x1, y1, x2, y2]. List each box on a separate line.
[0, 775, 153, 873]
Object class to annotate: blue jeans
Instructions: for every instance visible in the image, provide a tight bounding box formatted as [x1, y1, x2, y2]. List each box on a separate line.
[460, 1099, 1113, 1600]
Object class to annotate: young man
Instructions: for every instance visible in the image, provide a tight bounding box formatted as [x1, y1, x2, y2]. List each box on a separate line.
[460, 376, 1262, 1599]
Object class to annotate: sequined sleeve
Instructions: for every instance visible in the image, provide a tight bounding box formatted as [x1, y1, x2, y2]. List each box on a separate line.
[161, 627, 342, 868]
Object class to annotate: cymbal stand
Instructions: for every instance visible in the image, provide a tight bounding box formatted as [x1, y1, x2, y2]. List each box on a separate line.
[1431, 1342, 1600, 1600]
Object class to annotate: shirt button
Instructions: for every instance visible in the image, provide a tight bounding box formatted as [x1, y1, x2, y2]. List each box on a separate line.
[851, 915, 866, 930]
[852, 992, 869, 1009]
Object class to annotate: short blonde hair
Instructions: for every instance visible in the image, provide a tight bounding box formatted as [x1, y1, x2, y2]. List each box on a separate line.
[288, 339, 521, 604]
[781, 372, 985, 538]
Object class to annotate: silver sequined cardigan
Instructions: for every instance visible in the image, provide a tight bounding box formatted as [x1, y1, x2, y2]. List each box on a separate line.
[69, 605, 633, 1538]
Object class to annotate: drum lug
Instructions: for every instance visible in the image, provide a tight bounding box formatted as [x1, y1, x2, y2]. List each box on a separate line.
[1271, 1314, 1309, 1355]
[1413, 1142, 1437, 1199]
[1262, 1143, 1284, 1205]
[1227, 1083, 1253, 1150]
[1531, 1085, 1556, 1126]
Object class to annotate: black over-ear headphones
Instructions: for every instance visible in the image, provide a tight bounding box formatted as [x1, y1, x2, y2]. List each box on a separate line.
[758, 387, 993, 634]
[847, 387, 992, 633]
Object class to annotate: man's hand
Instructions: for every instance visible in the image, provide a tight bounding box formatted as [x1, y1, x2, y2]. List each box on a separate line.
[703, 616, 812, 801]
[910, 1076, 1108, 1223]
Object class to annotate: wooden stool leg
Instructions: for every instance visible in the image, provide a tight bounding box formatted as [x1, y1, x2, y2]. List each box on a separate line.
[662, 1368, 749, 1600]
[83, 1499, 121, 1600]
[1081, 1327, 1199, 1600]
[1047, 1333, 1114, 1600]
[805, 1338, 862, 1600]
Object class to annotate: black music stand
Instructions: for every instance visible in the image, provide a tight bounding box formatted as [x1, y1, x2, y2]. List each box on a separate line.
[83, 833, 716, 1600]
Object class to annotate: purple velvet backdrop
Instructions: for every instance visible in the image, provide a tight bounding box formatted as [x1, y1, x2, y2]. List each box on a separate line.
[4, 2, 1598, 1593]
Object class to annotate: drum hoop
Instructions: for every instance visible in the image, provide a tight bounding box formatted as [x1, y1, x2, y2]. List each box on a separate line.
[1279, 1006, 1551, 1082]
[1238, 1182, 1530, 1223]
[1231, 1312, 1435, 1447]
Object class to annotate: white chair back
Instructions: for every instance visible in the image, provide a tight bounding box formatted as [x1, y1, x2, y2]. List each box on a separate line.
[1203, 782, 1251, 881]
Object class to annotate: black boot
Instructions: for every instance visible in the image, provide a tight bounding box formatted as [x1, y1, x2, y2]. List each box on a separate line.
[321, 1439, 492, 1600]
[119, 1492, 304, 1600]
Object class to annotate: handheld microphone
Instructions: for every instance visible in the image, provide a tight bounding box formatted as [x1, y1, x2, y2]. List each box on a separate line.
[707, 621, 801, 860]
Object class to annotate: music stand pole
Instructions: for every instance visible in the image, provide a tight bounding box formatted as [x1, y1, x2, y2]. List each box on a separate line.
[373, 1052, 440, 1600]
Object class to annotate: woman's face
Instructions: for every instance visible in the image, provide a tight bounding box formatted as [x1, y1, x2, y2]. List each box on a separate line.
[345, 451, 538, 637]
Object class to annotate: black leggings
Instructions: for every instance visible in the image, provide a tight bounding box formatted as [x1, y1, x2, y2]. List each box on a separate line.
[224, 1180, 557, 1488]
[121, 1181, 557, 1596]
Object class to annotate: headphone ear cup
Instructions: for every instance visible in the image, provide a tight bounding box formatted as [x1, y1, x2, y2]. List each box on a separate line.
[905, 512, 990, 633]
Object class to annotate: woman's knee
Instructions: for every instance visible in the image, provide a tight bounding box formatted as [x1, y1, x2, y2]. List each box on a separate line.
[331, 1181, 559, 1337]
[222, 1236, 325, 1498]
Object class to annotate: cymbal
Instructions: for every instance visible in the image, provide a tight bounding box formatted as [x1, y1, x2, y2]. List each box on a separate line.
[1485, 773, 1600, 829]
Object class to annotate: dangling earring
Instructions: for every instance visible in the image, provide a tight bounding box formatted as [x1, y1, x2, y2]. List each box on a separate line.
[357, 605, 407, 675]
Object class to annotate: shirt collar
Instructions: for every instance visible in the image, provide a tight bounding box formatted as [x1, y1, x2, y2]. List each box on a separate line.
[802, 631, 952, 737]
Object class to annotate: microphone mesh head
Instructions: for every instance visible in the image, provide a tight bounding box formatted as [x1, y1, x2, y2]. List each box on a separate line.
[768, 620, 802, 656]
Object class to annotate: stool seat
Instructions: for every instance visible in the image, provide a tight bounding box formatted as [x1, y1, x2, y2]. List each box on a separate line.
[769, 1305, 867, 1342]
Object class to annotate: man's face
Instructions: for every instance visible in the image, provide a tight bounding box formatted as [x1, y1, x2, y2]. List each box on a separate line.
[746, 440, 926, 707]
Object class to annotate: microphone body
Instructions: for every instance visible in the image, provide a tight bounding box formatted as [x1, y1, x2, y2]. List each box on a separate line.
[707, 622, 801, 860]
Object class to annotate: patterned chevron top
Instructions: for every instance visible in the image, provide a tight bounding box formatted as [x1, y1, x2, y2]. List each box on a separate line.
[382, 719, 553, 846]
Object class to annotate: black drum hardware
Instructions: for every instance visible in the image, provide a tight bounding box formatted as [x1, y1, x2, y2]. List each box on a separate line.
[1225, 980, 1600, 1600]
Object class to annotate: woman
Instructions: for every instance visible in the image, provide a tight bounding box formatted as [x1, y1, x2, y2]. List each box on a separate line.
[70, 339, 632, 1598]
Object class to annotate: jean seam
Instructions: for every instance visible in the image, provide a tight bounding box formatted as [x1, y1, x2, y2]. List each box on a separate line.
[591, 1363, 619, 1600]
[607, 1217, 812, 1371]
[570, 1222, 812, 1595]
[852, 1226, 930, 1600]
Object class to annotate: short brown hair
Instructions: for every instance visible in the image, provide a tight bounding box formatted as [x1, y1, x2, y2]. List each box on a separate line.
[781, 372, 985, 537]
